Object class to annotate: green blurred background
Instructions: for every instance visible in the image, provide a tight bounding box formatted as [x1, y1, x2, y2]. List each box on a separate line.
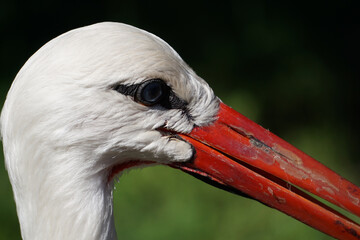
[0, 1, 359, 239]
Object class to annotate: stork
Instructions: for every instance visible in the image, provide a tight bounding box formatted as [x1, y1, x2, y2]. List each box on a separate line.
[1, 22, 359, 240]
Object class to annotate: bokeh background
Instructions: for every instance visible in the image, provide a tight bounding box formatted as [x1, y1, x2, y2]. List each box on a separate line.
[0, 1, 359, 239]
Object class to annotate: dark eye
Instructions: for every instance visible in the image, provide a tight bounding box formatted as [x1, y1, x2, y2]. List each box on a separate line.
[135, 79, 168, 106]
[113, 79, 187, 110]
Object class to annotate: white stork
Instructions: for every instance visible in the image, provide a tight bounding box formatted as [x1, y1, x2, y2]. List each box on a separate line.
[1, 22, 359, 240]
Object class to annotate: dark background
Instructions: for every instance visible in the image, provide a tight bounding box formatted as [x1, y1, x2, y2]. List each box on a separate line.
[1, 1, 359, 239]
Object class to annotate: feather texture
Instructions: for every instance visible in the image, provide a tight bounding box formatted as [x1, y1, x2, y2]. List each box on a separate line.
[1, 22, 219, 240]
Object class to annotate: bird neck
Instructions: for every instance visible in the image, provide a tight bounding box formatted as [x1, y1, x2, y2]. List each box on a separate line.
[10, 149, 118, 240]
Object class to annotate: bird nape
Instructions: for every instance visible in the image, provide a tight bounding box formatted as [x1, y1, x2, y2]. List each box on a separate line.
[0, 22, 359, 240]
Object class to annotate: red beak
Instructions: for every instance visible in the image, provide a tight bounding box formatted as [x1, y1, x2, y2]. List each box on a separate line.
[170, 103, 360, 240]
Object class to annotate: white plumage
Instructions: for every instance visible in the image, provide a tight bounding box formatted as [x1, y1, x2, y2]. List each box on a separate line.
[3, 22, 359, 240]
[1, 22, 219, 240]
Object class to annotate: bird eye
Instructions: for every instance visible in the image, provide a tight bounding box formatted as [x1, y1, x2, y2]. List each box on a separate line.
[113, 79, 187, 110]
[135, 79, 168, 106]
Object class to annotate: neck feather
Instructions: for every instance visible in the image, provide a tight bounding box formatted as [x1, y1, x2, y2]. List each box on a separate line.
[9, 149, 117, 240]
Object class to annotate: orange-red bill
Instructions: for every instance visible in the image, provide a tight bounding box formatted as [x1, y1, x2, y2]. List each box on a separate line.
[170, 103, 360, 240]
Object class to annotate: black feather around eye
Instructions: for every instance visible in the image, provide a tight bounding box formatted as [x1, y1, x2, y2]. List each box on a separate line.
[113, 84, 138, 96]
[113, 79, 187, 110]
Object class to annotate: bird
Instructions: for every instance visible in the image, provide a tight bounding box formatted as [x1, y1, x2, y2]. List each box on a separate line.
[1, 22, 359, 240]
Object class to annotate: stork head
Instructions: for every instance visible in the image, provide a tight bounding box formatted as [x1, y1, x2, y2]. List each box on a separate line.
[2, 22, 217, 170]
[1, 22, 359, 240]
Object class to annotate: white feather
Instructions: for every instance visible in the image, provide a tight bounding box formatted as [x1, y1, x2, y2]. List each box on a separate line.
[1, 22, 219, 240]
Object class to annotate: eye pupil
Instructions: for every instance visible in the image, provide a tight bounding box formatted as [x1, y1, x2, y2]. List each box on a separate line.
[136, 79, 168, 106]
[141, 82, 163, 103]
